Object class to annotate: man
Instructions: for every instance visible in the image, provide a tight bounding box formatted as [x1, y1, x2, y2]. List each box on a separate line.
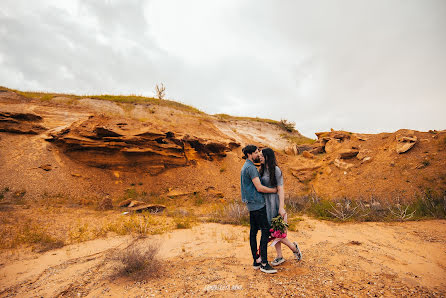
[240, 145, 278, 274]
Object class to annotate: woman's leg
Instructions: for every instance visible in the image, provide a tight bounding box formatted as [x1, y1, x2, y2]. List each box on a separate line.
[274, 241, 283, 258]
[280, 237, 298, 252]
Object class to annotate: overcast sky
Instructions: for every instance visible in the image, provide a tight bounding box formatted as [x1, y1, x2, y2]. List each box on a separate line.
[1, 0, 445, 137]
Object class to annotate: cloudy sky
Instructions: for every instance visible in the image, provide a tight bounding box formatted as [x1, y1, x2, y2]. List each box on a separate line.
[1, 0, 445, 137]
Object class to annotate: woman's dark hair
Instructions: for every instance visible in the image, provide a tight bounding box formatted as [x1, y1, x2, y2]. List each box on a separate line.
[260, 148, 281, 187]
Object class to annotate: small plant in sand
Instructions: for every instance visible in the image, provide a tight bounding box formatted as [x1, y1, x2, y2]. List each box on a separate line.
[328, 199, 361, 221]
[174, 217, 193, 229]
[0, 187, 9, 200]
[112, 243, 162, 280]
[193, 193, 204, 206]
[387, 202, 415, 221]
[69, 223, 92, 243]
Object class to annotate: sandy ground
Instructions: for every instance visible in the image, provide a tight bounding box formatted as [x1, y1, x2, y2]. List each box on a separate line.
[1, 217, 445, 297]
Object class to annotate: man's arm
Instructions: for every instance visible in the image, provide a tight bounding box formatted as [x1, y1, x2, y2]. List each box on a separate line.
[252, 177, 277, 193]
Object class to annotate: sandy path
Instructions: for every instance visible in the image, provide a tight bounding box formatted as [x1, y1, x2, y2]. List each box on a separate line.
[1, 217, 445, 297]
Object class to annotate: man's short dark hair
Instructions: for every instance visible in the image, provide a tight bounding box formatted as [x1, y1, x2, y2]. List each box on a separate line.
[242, 145, 258, 159]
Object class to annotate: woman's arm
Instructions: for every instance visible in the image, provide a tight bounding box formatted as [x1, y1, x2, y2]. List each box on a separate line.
[252, 177, 277, 193]
[278, 185, 286, 218]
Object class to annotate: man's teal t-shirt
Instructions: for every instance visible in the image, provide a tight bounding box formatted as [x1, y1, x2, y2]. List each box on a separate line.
[240, 159, 265, 211]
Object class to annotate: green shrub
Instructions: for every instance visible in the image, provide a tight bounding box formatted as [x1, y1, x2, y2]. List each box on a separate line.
[307, 199, 336, 219]
[193, 193, 204, 206]
[412, 188, 446, 218]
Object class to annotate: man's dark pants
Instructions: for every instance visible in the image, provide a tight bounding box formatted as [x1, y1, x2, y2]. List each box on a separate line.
[249, 206, 270, 263]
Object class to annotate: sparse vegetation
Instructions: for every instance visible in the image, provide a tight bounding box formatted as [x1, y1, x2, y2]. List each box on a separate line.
[100, 213, 172, 236]
[0, 220, 64, 251]
[209, 201, 249, 225]
[122, 188, 139, 201]
[280, 133, 316, 145]
[0, 186, 10, 200]
[112, 243, 162, 280]
[287, 216, 303, 232]
[412, 188, 446, 218]
[174, 216, 194, 229]
[387, 201, 416, 221]
[69, 223, 91, 243]
[1, 86, 202, 114]
[193, 193, 204, 206]
[154, 83, 166, 100]
[214, 113, 280, 125]
[285, 189, 446, 222]
[279, 119, 296, 132]
[11, 189, 26, 205]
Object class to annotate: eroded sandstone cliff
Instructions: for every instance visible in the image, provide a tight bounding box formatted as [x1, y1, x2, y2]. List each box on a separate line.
[46, 115, 240, 174]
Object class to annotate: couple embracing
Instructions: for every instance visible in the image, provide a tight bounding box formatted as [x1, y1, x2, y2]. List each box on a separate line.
[240, 145, 302, 274]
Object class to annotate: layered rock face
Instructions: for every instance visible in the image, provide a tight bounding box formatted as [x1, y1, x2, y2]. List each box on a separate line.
[46, 115, 240, 174]
[0, 111, 47, 134]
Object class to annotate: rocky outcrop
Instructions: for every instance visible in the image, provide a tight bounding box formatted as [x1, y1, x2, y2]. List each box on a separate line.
[46, 115, 240, 174]
[325, 139, 342, 153]
[339, 149, 359, 159]
[334, 158, 354, 170]
[396, 134, 417, 154]
[302, 151, 315, 159]
[290, 164, 321, 182]
[119, 199, 166, 213]
[284, 144, 297, 155]
[356, 149, 371, 161]
[0, 111, 47, 134]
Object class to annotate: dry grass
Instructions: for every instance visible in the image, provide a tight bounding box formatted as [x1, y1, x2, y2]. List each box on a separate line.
[0, 201, 176, 251]
[286, 189, 446, 222]
[0, 218, 64, 252]
[214, 113, 280, 125]
[90, 213, 174, 239]
[280, 133, 316, 145]
[208, 201, 249, 225]
[111, 243, 162, 280]
[0, 86, 203, 114]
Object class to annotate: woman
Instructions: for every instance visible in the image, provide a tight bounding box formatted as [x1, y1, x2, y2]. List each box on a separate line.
[259, 147, 302, 266]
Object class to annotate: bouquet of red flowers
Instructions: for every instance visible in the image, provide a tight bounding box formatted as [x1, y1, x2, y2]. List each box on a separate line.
[256, 215, 290, 259]
[268, 215, 288, 247]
